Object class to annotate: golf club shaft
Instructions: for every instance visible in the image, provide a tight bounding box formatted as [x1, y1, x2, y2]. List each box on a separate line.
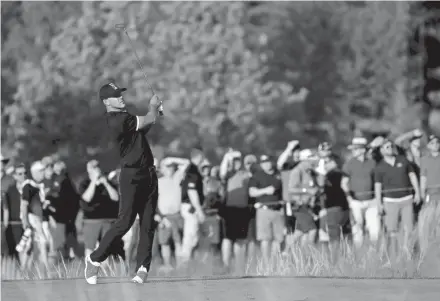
[120, 27, 164, 116]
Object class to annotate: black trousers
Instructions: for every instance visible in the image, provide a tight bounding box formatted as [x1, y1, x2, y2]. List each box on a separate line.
[90, 166, 158, 272]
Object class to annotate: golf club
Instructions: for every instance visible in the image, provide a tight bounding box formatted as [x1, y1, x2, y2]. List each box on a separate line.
[115, 23, 163, 116]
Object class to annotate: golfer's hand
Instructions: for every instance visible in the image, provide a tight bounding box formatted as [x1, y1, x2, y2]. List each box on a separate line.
[319, 209, 327, 218]
[254, 202, 262, 209]
[149, 94, 162, 110]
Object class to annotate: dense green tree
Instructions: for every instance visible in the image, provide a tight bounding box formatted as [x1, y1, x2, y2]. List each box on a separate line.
[1, 1, 437, 171]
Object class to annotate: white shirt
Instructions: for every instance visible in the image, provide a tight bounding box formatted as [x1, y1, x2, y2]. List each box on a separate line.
[158, 175, 182, 216]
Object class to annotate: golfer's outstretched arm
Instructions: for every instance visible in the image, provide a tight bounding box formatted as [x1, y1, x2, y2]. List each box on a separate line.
[136, 95, 162, 131]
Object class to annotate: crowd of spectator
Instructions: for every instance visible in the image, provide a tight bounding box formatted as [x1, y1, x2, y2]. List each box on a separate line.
[1, 128, 440, 273]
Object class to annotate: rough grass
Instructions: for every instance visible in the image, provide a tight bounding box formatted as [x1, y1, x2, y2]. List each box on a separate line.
[2, 202, 440, 281]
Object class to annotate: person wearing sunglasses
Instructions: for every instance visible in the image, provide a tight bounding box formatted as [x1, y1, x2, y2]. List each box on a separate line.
[373, 138, 421, 259]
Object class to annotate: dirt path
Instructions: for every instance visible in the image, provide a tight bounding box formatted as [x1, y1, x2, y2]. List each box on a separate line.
[2, 276, 439, 301]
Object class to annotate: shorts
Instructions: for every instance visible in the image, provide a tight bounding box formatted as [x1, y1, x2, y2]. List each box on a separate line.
[247, 217, 256, 241]
[256, 208, 285, 242]
[28, 213, 47, 245]
[200, 215, 221, 244]
[157, 213, 183, 245]
[320, 207, 349, 241]
[50, 222, 66, 251]
[82, 219, 113, 250]
[294, 206, 318, 233]
[221, 207, 251, 241]
[384, 198, 414, 233]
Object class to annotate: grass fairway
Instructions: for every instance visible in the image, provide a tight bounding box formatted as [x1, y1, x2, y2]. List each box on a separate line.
[2, 277, 440, 301]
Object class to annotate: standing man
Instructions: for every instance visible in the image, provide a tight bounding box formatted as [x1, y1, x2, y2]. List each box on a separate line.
[179, 149, 205, 264]
[420, 135, 440, 205]
[249, 155, 284, 266]
[374, 139, 421, 260]
[341, 137, 380, 248]
[85, 82, 162, 284]
[418, 134, 440, 253]
[155, 158, 186, 270]
[287, 149, 320, 248]
[79, 160, 119, 259]
[277, 141, 301, 243]
[20, 161, 51, 268]
[219, 150, 251, 271]
[53, 160, 80, 260]
[1, 154, 16, 257]
[2, 162, 25, 261]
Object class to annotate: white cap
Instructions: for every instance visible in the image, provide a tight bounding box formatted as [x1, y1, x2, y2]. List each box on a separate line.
[299, 149, 313, 161]
[31, 161, 45, 172]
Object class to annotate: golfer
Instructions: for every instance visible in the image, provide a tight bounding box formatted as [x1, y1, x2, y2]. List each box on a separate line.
[85, 82, 162, 284]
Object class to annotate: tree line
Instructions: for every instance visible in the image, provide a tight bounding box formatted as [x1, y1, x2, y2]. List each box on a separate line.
[1, 1, 438, 175]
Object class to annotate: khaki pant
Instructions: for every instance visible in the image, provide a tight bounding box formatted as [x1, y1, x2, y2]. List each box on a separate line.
[256, 208, 285, 242]
[349, 199, 381, 245]
[383, 197, 414, 233]
[180, 203, 200, 260]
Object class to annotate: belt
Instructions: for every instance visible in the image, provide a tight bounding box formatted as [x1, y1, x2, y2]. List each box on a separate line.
[260, 205, 283, 211]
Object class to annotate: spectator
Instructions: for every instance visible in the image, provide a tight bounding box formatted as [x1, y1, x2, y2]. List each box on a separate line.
[41, 159, 58, 261]
[418, 134, 440, 253]
[243, 154, 258, 260]
[51, 160, 81, 260]
[156, 158, 186, 270]
[249, 155, 283, 266]
[368, 136, 386, 163]
[394, 129, 423, 169]
[201, 160, 212, 182]
[1, 154, 16, 257]
[315, 142, 350, 245]
[374, 139, 421, 259]
[20, 161, 51, 267]
[277, 141, 301, 242]
[78, 160, 119, 258]
[341, 137, 380, 248]
[179, 149, 205, 264]
[420, 135, 440, 204]
[287, 149, 320, 247]
[198, 165, 223, 263]
[219, 150, 252, 270]
[2, 163, 26, 262]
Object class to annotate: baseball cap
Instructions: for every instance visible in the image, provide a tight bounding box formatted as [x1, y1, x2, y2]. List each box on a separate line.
[244, 154, 257, 165]
[428, 134, 439, 143]
[348, 137, 368, 149]
[259, 155, 271, 163]
[299, 149, 314, 161]
[31, 161, 45, 172]
[0, 153, 9, 163]
[99, 82, 127, 101]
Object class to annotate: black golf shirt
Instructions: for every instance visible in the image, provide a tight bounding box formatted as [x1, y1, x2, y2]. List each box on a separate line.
[106, 112, 154, 170]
